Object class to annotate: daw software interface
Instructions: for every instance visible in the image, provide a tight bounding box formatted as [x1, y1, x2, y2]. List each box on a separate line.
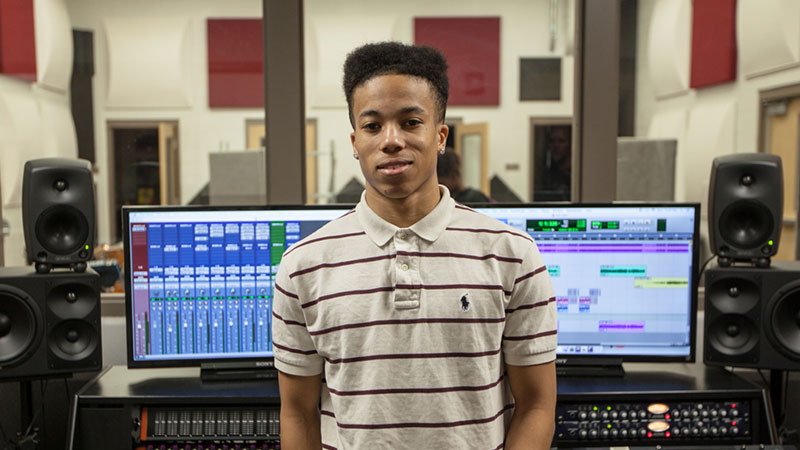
[124, 207, 351, 364]
[476, 204, 698, 359]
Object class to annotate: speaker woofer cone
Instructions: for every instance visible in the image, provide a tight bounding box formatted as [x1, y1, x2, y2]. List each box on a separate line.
[719, 200, 774, 250]
[769, 287, 800, 360]
[0, 288, 39, 365]
[46, 283, 97, 319]
[708, 314, 758, 356]
[48, 319, 97, 361]
[707, 278, 759, 314]
[35, 204, 89, 255]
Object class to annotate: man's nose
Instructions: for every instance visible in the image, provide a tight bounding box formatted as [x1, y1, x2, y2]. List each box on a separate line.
[381, 123, 405, 152]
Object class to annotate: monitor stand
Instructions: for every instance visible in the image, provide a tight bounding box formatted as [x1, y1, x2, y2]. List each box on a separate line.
[555, 356, 625, 377]
[200, 361, 278, 382]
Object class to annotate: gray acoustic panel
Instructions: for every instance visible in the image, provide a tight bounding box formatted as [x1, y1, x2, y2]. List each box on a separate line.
[520, 58, 561, 101]
[490, 175, 522, 203]
[616, 138, 677, 201]
[209, 150, 267, 205]
[335, 177, 365, 204]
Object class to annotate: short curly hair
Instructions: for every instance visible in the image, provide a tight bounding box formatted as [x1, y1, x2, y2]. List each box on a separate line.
[343, 41, 449, 128]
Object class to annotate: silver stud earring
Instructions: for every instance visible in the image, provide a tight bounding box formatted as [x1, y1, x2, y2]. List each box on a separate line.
[353, 153, 359, 160]
[439, 148, 446, 155]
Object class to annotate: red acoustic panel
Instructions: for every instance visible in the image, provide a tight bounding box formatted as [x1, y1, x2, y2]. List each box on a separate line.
[207, 18, 263, 108]
[690, 0, 736, 89]
[415, 17, 500, 106]
[0, 0, 37, 82]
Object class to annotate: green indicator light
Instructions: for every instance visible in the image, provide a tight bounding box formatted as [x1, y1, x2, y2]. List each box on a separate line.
[769, 240, 774, 245]
[593, 406, 598, 411]
[607, 406, 612, 410]
[607, 424, 612, 429]
[85, 244, 89, 249]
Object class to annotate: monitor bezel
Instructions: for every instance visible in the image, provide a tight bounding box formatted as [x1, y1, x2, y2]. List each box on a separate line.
[121, 203, 355, 369]
[472, 201, 700, 364]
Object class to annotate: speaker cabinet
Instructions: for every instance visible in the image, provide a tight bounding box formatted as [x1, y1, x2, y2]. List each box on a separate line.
[708, 153, 782, 266]
[23, 158, 94, 273]
[704, 261, 800, 370]
[0, 267, 102, 380]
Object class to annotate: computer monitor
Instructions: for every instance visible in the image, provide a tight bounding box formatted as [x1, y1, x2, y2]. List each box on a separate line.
[121, 205, 352, 379]
[122, 202, 699, 378]
[475, 203, 700, 374]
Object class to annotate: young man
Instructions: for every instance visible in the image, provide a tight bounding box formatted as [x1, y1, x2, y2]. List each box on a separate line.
[272, 42, 557, 449]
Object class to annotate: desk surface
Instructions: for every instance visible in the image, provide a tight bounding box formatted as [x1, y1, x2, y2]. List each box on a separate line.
[558, 362, 763, 397]
[77, 362, 761, 403]
[76, 365, 281, 403]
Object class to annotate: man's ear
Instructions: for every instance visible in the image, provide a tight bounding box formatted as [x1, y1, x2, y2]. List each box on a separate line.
[439, 123, 450, 148]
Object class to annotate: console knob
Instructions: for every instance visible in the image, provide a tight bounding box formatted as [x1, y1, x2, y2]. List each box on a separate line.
[691, 410, 699, 418]
[731, 426, 739, 435]
[731, 409, 739, 417]
[701, 427, 709, 436]
[620, 411, 628, 419]
[610, 429, 619, 438]
[579, 430, 588, 439]
[620, 429, 629, 438]
[711, 427, 719, 435]
[720, 426, 728, 435]
[701, 410, 709, 418]
[610, 411, 619, 419]
[682, 409, 691, 418]
[590, 411, 598, 419]
[601, 411, 609, 419]
[589, 429, 598, 439]
[640, 428, 649, 437]
[681, 427, 690, 435]
[710, 409, 719, 417]
[720, 409, 728, 417]
[691, 427, 700, 436]
[601, 429, 609, 439]
[639, 410, 647, 419]
[672, 427, 680, 436]
[579, 412, 588, 420]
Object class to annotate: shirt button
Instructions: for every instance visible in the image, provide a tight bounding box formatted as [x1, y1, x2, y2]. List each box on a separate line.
[397, 231, 407, 239]
[400, 263, 409, 271]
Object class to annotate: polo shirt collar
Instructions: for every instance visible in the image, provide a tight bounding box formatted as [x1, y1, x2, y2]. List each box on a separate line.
[356, 185, 455, 247]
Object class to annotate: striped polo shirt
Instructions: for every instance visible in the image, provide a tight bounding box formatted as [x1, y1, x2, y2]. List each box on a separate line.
[272, 187, 557, 449]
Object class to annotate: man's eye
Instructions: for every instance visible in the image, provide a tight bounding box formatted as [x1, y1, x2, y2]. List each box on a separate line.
[405, 119, 422, 127]
[363, 123, 380, 131]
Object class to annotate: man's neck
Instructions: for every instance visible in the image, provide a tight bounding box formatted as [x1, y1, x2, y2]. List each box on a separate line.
[364, 185, 442, 228]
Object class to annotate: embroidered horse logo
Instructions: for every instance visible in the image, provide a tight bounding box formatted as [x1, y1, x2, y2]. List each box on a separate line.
[460, 293, 470, 312]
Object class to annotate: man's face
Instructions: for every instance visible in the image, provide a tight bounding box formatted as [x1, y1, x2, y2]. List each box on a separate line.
[350, 74, 448, 202]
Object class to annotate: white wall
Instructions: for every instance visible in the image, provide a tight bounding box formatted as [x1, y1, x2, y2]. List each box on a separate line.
[305, 0, 575, 203]
[4, 0, 574, 253]
[0, 0, 77, 266]
[636, 0, 800, 213]
[71, 0, 573, 246]
[65, 0, 264, 247]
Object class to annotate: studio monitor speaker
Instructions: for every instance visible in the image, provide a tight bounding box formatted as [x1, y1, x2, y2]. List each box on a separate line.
[704, 261, 800, 370]
[23, 158, 94, 273]
[0, 267, 102, 380]
[708, 153, 782, 266]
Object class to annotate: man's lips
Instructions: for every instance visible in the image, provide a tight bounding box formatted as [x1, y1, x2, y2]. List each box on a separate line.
[377, 160, 412, 176]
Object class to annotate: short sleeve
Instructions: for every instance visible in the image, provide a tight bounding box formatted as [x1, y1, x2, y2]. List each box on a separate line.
[271, 258, 324, 376]
[502, 240, 558, 366]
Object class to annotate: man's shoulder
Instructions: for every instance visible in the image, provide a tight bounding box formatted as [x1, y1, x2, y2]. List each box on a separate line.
[282, 209, 361, 261]
[449, 205, 534, 245]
